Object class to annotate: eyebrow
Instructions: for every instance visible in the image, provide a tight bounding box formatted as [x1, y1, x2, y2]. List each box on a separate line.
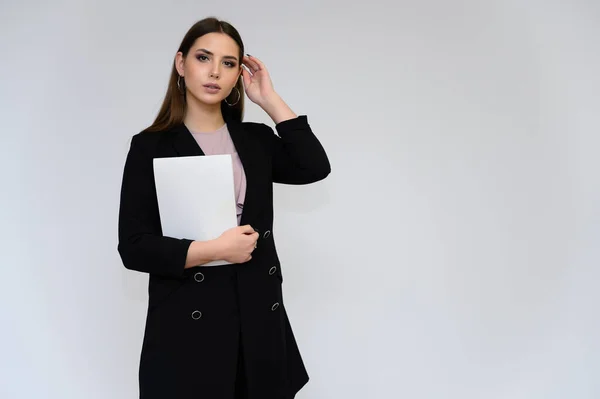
[195, 48, 238, 62]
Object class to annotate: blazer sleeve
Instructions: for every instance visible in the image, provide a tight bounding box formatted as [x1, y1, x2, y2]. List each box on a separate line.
[265, 115, 331, 184]
[117, 134, 193, 278]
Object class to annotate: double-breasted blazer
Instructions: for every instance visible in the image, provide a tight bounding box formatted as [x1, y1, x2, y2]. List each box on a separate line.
[117, 115, 331, 399]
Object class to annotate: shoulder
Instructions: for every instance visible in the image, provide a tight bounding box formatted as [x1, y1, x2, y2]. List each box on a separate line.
[131, 128, 168, 146]
[242, 115, 309, 137]
[128, 126, 177, 156]
[237, 120, 277, 149]
[240, 120, 271, 135]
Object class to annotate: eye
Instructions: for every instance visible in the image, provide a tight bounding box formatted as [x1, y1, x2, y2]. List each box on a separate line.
[196, 54, 209, 61]
[224, 61, 236, 68]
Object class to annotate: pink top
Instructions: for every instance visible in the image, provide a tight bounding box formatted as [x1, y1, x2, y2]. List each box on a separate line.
[190, 123, 247, 226]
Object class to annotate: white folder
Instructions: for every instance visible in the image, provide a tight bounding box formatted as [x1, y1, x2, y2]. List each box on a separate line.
[153, 154, 237, 266]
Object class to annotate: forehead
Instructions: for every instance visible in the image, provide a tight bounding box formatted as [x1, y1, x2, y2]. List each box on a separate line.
[191, 32, 239, 56]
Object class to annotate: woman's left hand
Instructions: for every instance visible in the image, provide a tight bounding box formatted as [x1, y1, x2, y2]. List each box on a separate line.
[241, 55, 277, 107]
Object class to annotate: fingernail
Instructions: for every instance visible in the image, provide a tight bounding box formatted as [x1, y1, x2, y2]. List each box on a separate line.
[246, 53, 251, 57]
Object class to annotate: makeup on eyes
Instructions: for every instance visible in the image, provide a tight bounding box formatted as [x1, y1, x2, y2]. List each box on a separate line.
[196, 54, 237, 67]
[195, 48, 238, 61]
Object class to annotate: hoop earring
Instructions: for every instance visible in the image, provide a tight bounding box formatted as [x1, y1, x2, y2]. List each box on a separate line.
[225, 87, 240, 106]
[177, 75, 185, 94]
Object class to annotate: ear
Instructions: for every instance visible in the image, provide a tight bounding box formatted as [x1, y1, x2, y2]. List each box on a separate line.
[175, 51, 185, 76]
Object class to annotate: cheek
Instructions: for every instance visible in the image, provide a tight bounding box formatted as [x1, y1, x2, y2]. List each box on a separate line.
[224, 67, 238, 79]
[185, 65, 204, 82]
[228, 70, 242, 86]
[228, 76, 239, 88]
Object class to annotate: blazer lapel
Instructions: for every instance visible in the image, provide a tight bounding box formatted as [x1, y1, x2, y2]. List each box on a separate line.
[171, 123, 205, 157]
[227, 120, 259, 227]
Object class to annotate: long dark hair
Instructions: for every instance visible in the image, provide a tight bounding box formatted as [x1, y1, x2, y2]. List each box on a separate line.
[144, 17, 245, 132]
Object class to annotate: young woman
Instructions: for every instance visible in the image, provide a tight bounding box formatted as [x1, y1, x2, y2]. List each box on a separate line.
[117, 17, 330, 399]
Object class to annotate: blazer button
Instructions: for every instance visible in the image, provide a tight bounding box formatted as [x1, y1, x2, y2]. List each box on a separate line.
[194, 272, 205, 282]
[268, 266, 277, 275]
[263, 230, 271, 239]
[271, 302, 280, 311]
[191, 310, 202, 320]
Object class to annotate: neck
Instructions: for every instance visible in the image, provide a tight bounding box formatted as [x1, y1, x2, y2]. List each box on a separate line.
[183, 94, 226, 132]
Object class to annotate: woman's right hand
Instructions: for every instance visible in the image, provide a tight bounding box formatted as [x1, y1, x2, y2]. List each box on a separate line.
[215, 225, 259, 263]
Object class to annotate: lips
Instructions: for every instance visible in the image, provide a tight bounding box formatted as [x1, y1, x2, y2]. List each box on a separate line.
[204, 83, 221, 89]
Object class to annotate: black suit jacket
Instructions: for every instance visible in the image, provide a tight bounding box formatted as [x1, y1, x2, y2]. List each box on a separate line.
[117, 115, 330, 399]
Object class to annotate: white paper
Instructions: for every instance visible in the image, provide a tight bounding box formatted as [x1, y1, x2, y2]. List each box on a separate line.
[153, 154, 237, 266]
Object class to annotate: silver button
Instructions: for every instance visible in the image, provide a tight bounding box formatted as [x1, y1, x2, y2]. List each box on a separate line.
[271, 302, 280, 311]
[263, 230, 271, 238]
[194, 272, 205, 282]
[191, 310, 202, 320]
[269, 266, 277, 275]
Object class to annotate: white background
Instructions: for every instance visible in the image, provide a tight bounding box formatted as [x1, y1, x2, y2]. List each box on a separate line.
[1, 0, 598, 398]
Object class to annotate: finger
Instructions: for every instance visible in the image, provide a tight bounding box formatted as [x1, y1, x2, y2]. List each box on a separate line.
[243, 62, 258, 75]
[248, 235, 259, 247]
[240, 224, 255, 234]
[241, 63, 253, 76]
[243, 55, 258, 69]
[241, 67, 251, 86]
[246, 54, 266, 71]
[243, 55, 261, 72]
[241, 67, 248, 85]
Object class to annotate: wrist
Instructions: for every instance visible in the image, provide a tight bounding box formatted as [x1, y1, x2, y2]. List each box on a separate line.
[261, 92, 281, 108]
[208, 237, 224, 261]
[185, 239, 222, 268]
[261, 94, 297, 124]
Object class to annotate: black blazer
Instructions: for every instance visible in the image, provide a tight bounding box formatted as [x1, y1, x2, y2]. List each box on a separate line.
[117, 115, 330, 399]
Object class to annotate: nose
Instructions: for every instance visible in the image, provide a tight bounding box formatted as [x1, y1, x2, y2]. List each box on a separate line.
[210, 63, 220, 79]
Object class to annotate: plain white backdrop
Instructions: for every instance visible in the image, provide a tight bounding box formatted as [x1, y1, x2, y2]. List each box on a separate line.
[1, 0, 598, 398]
